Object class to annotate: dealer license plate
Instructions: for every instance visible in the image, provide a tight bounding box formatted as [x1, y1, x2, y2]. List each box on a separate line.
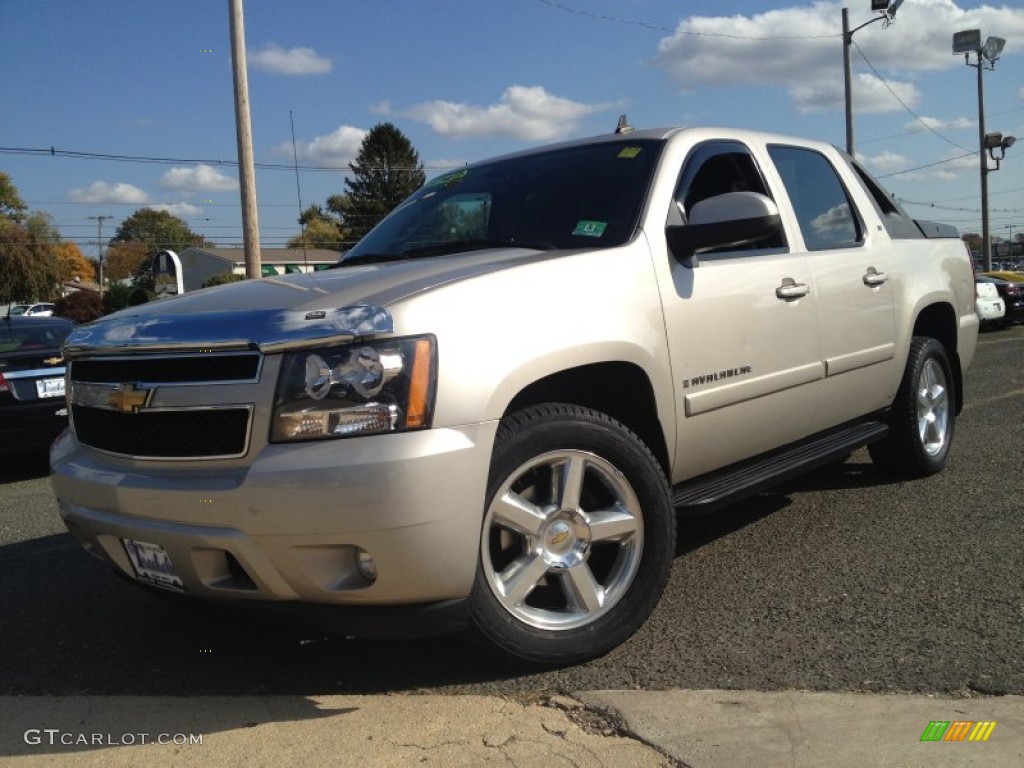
[36, 377, 65, 398]
[122, 539, 185, 591]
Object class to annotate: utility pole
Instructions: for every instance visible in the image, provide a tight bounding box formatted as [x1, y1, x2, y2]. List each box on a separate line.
[87, 215, 113, 297]
[228, 0, 262, 278]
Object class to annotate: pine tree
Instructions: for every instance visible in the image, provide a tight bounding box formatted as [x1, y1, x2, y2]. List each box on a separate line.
[341, 123, 425, 245]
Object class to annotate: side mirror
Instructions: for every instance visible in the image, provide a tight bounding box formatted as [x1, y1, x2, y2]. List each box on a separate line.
[667, 191, 783, 266]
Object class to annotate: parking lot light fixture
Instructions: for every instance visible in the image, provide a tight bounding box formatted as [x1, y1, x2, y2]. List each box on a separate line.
[955, 29, 1010, 272]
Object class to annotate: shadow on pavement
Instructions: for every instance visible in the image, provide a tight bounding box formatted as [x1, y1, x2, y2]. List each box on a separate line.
[0, 455, 912, 700]
[0, 449, 50, 484]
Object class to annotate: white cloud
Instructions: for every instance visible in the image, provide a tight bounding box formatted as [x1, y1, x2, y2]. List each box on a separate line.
[370, 101, 392, 115]
[790, 73, 919, 113]
[249, 44, 331, 75]
[909, 116, 975, 131]
[69, 181, 149, 204]
[426, 158, 470, 171]
[147, 203, 203, 217]
[285, 125, 367, 168]
[406, 85, 614, 141]
[160, 165, 238, 192]
[654, 1, 1024, 112]
[863, 150, 912, 173]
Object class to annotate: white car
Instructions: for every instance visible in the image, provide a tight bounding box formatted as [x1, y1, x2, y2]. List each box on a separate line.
[975, 280, 1005, 327]
[8, 303, 56, 317]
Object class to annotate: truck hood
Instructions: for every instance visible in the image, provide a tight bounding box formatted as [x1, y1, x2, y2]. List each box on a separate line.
[64, 247, 557, 356]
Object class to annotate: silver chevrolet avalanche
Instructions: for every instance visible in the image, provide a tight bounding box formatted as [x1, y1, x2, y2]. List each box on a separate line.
[52, 126, 978, 665]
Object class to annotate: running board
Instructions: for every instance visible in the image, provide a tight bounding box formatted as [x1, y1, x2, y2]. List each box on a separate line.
[672, 420, 888, 516]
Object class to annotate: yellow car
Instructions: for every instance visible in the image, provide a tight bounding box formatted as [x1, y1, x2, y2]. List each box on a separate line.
[982, 271, 1024, 282]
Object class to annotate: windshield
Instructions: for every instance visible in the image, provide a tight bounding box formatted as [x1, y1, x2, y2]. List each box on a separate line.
[341, 139, 664, 265]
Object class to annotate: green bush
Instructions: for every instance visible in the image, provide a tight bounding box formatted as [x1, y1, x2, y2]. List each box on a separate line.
[102, 283, 133, 314]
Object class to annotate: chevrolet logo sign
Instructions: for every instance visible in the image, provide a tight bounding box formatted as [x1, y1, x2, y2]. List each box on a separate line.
[44, 356, 63, 366]
[107, 384, 152, 413]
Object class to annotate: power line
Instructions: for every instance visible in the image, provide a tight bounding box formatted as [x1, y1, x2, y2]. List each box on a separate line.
[534, 0, 840, 40]
[851, 41, 975, 155]
[0, 145, 444, 173]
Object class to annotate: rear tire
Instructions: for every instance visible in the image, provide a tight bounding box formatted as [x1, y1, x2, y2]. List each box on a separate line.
[468, 403, 675, 666]
[869, 337, 955, 478]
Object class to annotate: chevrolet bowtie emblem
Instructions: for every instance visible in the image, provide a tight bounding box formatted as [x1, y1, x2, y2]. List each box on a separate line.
[107, 384, 151, 413]
[44, 356, 63, 366]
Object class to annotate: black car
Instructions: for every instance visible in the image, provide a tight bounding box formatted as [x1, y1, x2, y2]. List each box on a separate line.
[0, 315, 75, 454]
[976, 275, 1024, 326]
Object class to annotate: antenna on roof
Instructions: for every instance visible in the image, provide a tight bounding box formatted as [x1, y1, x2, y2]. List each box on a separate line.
[614, 115, 634, 134]
[290, 110, 309, 271]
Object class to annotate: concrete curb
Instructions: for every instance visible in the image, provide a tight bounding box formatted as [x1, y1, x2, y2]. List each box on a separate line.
[0, 694, 670, 767]
[578, 690, 1024, 767]
[2, 691, 1021, 767]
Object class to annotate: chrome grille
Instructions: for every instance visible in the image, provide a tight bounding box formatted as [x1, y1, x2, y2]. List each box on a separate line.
[68, 352, 261, 460]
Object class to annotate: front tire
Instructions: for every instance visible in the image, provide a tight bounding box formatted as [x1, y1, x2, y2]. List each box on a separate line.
[869, 337, 955, 478]
[468, 404, 675, 666]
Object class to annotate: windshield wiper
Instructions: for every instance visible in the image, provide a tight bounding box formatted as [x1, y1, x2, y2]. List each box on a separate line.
[400, 238, 556, 259]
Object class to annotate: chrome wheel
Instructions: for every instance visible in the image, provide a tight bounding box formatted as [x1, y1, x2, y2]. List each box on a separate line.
[481, 449, 643, 631]
[916, 357, 950, 456]
[870, 337, 956, 479]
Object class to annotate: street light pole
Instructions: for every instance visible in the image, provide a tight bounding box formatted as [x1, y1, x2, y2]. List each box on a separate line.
[843, 8, 855, 156]
[976, 58, 992, 272]
[956, 31, 1008, 272]
[842, 2, 903, 157]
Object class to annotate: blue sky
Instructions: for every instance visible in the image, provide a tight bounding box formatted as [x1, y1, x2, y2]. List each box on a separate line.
[3, 0, 1023, 259]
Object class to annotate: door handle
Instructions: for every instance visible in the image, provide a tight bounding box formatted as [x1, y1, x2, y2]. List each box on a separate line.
[863, 267, 888, 286]
[776, 278, 809, 300]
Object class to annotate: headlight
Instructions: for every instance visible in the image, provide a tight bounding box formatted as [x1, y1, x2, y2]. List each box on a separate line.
[271, 335, 436, 442]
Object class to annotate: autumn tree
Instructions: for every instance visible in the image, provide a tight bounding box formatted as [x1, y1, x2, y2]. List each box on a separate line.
[103, 240, 150, 282]
[0, 171, 28, 222]
[0, 173, 63, 302]
[54, 242, 97, 284]
[340, 123, 425, 244]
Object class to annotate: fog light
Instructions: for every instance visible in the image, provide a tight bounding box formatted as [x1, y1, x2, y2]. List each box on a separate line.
[355, 548, 378, 582]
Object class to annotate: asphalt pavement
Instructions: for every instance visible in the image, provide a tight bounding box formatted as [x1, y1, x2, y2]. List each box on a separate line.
[0, 324, 1021, 765]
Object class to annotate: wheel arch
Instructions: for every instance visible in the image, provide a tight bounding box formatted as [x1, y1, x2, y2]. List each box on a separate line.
[911, 301, 963, 414]
[502, 361, 671, 477]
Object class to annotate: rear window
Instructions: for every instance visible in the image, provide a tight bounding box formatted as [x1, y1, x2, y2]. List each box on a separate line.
[0, 320, 74, 353]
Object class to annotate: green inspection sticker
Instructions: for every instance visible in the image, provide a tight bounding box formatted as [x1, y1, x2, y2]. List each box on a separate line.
[573, 220, 608, 237]
[617, 147, 642, 159]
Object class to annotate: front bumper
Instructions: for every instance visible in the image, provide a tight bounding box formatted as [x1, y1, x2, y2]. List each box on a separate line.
[51, 422, 498, 609]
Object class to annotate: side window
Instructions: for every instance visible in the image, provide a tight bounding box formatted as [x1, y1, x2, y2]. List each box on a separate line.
[767, 145, 862, 250]
[849, 161, 924, 240]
